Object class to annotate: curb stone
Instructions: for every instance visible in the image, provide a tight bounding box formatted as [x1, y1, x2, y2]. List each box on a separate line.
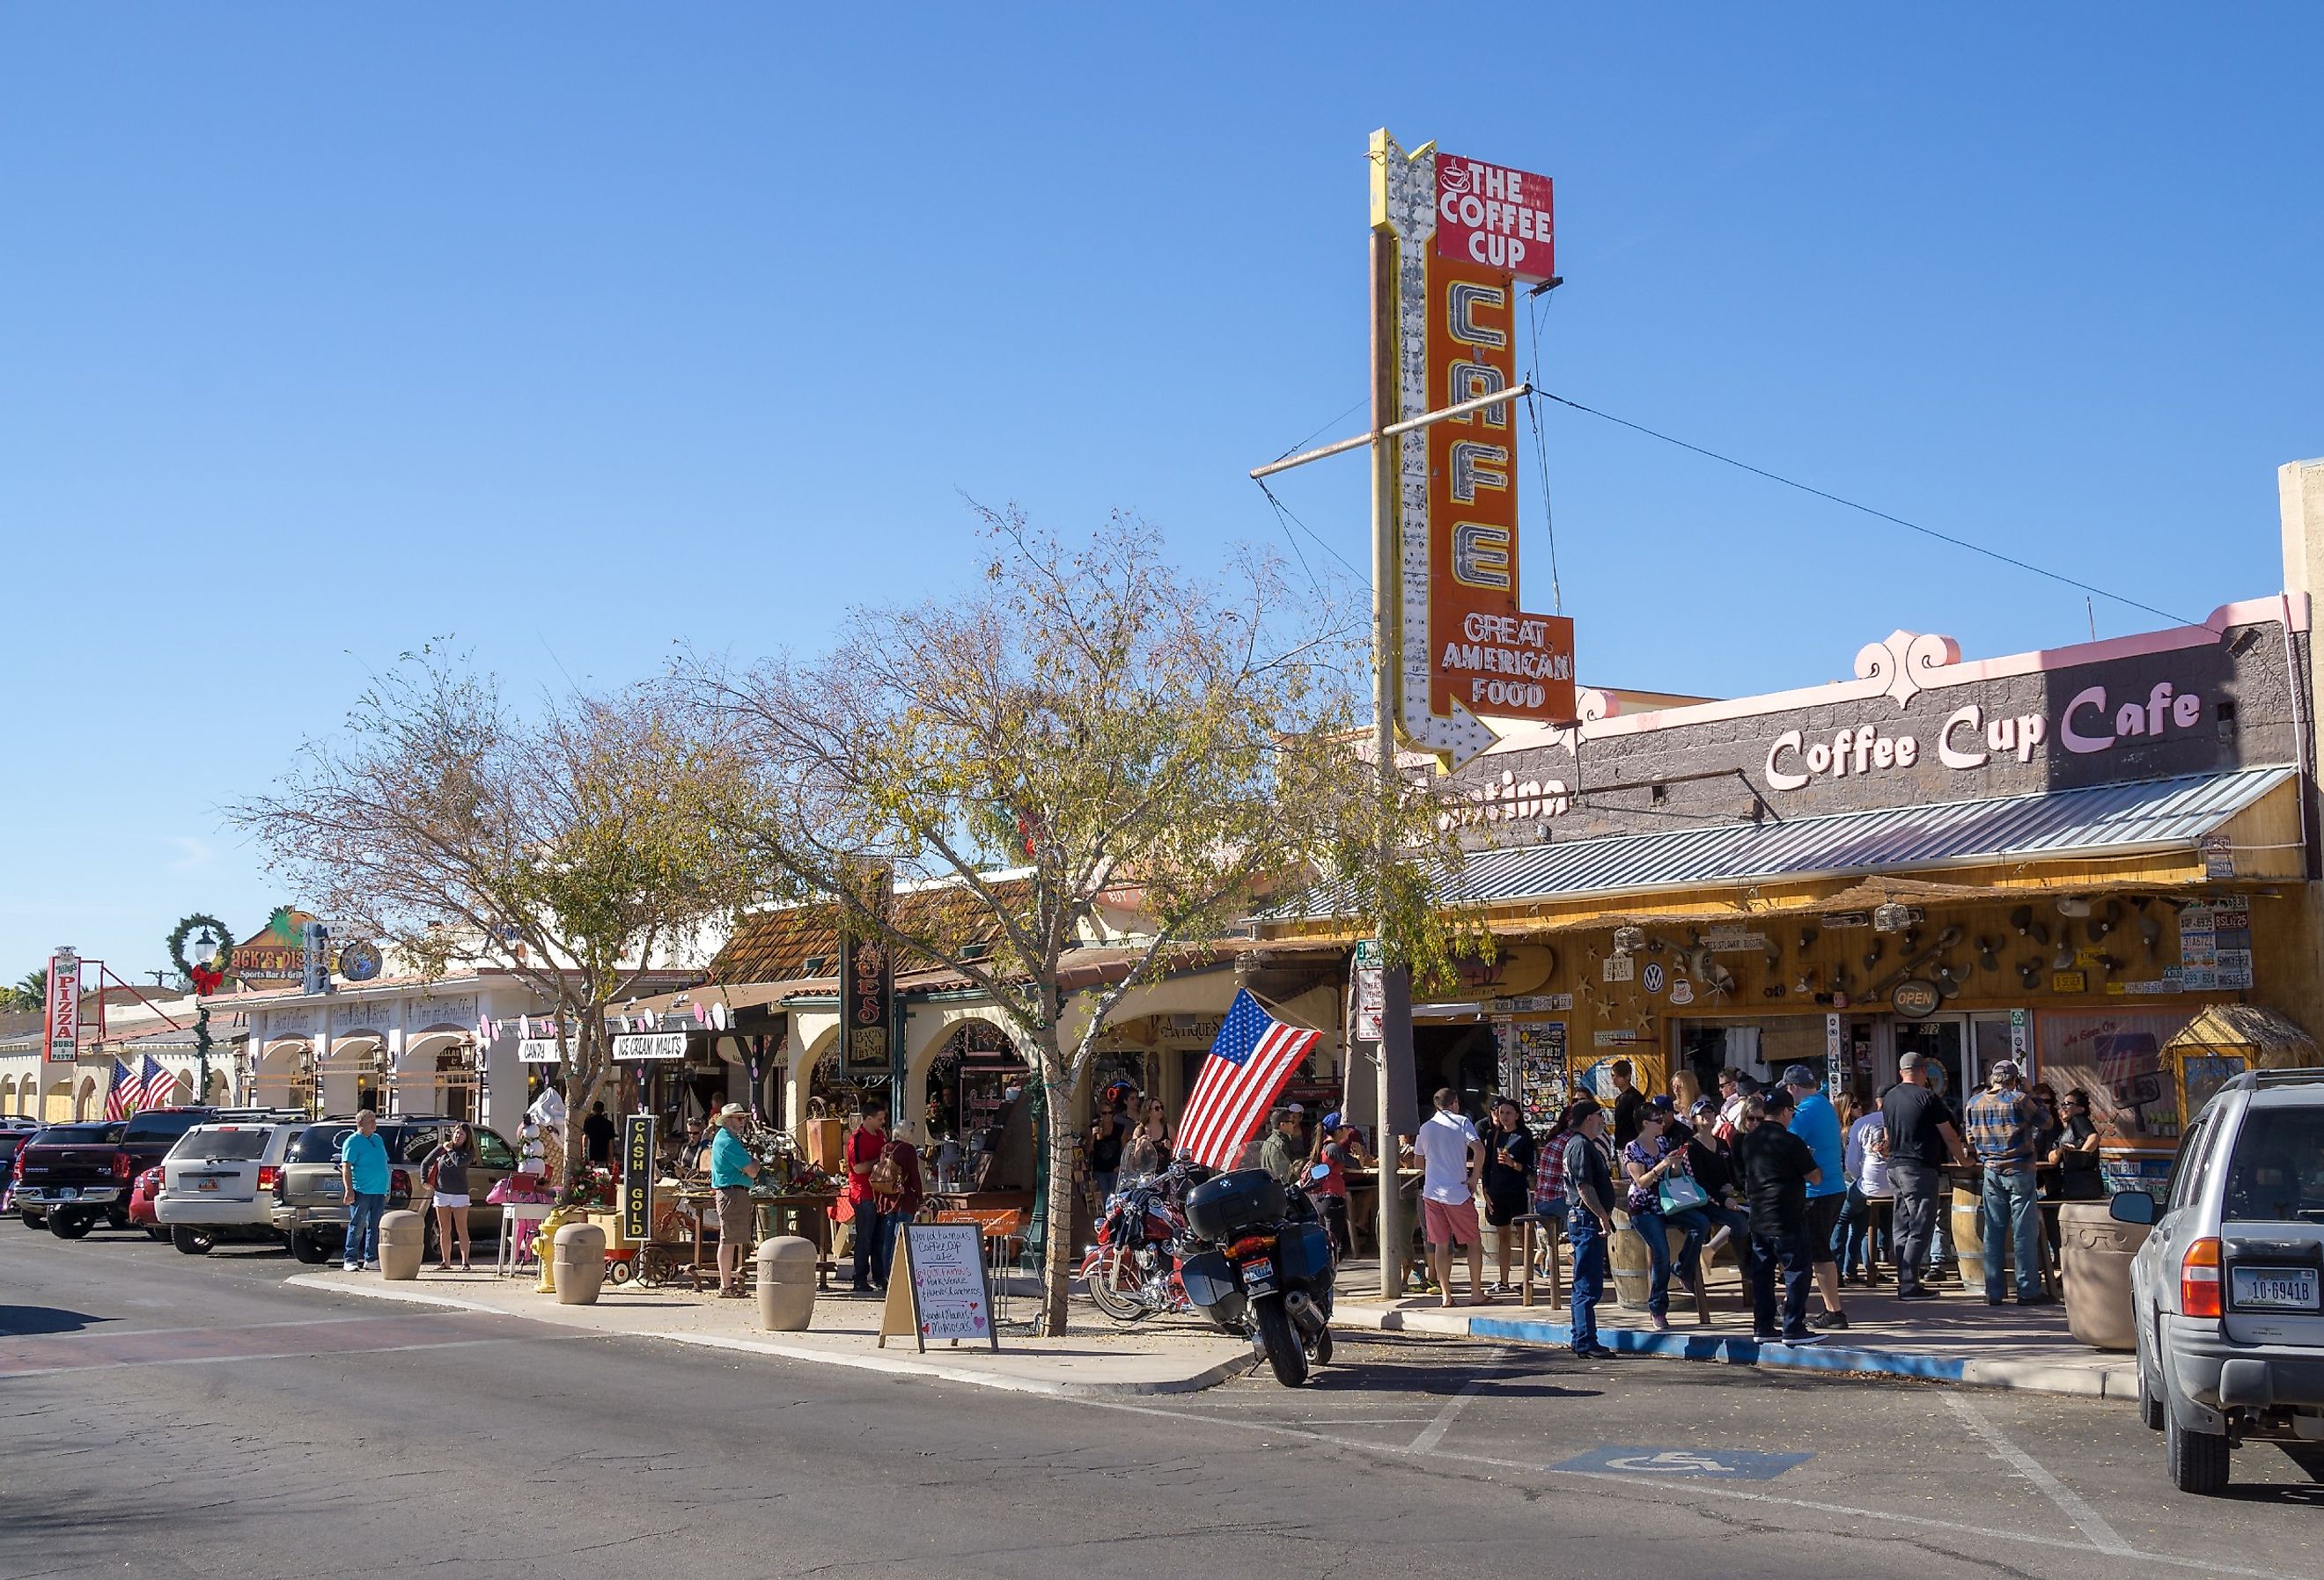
[1333, 1303, 2136, 1401]
[283, 1274, 1255, 1399]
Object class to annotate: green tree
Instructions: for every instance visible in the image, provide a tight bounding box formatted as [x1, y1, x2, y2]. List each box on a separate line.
[688, 508, 1475, 1334]
[3, 969, 47, 1013]
[229, 650, 756, 1187]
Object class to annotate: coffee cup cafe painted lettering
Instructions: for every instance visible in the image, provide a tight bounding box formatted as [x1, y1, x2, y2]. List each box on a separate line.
[1261, 460, 2324, 1193]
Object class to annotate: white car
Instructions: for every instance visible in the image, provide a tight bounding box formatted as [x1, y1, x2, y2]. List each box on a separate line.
[156, 1121, 308, 1255]
[2114, 1067, 2324, 1494]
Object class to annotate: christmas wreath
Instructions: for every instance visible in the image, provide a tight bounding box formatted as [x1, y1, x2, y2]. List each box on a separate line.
[168, 914, 233, 995]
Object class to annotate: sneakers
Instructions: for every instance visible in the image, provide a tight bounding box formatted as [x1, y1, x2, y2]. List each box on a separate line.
[1809, 1310, 1850, 1331]
[1896, 1287, 1940, 1301]
[1753, 1331, 1781, 1344]
[1780, 1332, 1823, 1346]
[363, 1260, 379, 1271]
[342, 1261, 358, 1272]
[2017, 1294, 2059, 1307]
[1572, 1341, 1616, 1359]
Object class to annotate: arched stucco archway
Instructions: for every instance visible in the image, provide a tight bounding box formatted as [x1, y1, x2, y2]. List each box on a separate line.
[396, 1027, 475, 1120]
[74, 1075, 98, 1121]
[254, 1039, 311, 1113]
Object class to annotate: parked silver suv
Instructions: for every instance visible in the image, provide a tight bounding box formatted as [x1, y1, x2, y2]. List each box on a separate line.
[2114, 1067, 2324, 1495]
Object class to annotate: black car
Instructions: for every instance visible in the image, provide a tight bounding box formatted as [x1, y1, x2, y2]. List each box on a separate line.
[14, 1108, 217, 1236]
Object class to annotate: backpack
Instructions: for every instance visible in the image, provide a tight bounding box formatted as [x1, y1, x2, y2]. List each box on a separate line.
[869, 1143, 904, 1196]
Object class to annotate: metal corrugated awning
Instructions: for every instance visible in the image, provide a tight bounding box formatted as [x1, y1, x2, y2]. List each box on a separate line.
[1287, 767, 2299, 917]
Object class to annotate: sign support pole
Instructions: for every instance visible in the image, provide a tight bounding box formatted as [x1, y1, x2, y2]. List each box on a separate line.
[1369, 179, 1412, 1303]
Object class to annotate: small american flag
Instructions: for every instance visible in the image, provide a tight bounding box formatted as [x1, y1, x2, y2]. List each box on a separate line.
[104, 1059, 136, 1121]
[1175, 989, 1320, 1170]
[132, 1055, 171, 1110]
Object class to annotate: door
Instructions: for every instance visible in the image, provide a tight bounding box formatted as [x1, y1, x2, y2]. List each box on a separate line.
[1892, 1018, 1967, 1109]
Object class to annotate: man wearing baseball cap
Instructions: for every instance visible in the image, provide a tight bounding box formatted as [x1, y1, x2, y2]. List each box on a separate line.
[1962, 1059, 2051, 1306]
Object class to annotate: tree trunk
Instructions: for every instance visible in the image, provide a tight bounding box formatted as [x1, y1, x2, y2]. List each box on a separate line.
[1039, 1061, 1079, 1336]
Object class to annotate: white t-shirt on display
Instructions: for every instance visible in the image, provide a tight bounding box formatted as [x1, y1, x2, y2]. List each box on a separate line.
[1416, 1111, 1480, 1203]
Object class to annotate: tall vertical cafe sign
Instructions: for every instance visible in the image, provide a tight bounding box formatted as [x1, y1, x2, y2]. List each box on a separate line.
[1374, 132, 1576, 768]
[835, 867, 895, 1077]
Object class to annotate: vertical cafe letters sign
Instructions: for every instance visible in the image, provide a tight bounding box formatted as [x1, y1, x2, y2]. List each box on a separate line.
[621, 1113, 655, 1243]
[1376, 132, 1575, 768]
[45, 951, 81, 1063]
[836, 866, 895, 1075]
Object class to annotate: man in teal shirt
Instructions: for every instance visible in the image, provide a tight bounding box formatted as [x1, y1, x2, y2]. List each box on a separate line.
[338, 1109, 391, 1272]
[709, 1104, 760, 1297]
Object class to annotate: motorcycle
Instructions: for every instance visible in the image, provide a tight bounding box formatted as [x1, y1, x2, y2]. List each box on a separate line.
[1077, 1158, 1207, 1323]
[1177, 1163, 1337, 1386]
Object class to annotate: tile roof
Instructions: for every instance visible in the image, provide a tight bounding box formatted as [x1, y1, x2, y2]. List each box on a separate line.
[708, 878, 1034, 985]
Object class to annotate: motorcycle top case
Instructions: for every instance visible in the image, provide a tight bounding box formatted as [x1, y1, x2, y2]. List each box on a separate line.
[1182, 1168, 1288, 1243]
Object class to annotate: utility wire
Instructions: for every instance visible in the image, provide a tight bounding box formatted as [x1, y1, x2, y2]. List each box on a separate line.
[1524, 291, 1564, 614]
[1257, 479, 1367, 587]
[1269, 393, 1372, 465]
[1534, 389, 2196, 628]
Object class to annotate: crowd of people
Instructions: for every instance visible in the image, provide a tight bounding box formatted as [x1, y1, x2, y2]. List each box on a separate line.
[1398, 1054, 2109, 1355]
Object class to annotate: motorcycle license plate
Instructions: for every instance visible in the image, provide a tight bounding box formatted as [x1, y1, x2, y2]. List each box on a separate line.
[1242, 1257, 1275, 1290]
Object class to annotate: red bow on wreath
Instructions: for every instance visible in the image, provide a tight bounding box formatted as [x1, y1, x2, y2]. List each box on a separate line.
[190, 964, 224, 995]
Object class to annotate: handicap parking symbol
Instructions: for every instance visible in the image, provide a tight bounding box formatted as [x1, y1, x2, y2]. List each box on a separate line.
[1554, 1445, 1811, 1481]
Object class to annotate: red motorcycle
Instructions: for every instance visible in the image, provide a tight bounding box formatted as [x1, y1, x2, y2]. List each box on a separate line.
[1077, 1159, 1206, 1323]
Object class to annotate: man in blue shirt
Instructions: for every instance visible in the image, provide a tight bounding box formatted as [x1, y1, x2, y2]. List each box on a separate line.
[709, 1104, 761, 1298]
[338, 1109, 392, 1272]
[1783, 1065, 1850, 1332]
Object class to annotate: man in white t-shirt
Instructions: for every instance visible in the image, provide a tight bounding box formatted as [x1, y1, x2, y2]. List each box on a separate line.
[1415, 1086, 1489, 1307]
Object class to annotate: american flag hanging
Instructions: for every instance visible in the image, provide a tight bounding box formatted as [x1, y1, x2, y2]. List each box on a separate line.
[1175, 989, 1320, 1171]
[104, 1059, 135, 1121]
[136, 1055, 171, 1109]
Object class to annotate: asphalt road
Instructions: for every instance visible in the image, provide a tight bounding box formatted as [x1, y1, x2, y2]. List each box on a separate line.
[4, 1220, 2321, 1580]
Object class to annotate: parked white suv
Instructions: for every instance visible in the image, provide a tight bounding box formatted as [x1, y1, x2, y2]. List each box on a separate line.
[2114, 1067, 2324, 1495]
[156, 1121, 308, 1255]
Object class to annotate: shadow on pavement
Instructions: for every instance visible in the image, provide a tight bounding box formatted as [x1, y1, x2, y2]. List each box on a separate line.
[0, 1304, 112, 1335]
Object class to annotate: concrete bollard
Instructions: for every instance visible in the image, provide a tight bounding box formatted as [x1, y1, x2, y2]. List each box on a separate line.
[378, 1211, 425, 1282]
[756, 1235, 818, 1331]
[554, 1222, 608, 1304]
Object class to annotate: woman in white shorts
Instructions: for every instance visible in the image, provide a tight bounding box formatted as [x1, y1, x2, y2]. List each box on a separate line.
[426, 1124, 476, 1272]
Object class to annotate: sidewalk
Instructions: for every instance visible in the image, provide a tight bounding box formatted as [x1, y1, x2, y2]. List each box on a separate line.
[1332, 1259, 2137, 1401]
[283, 1265, 1255, 1398]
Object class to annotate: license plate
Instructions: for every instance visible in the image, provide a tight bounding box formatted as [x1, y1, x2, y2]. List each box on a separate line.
[55, 1187, 77, 1200]
[2232, 1267, 2320, 1312]
[197, 1179, 219, 1192]
[1242, 1257, 1275, 1289]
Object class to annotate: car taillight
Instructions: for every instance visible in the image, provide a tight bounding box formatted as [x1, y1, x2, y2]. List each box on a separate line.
[113, 1150, 134, 1181]
[391, 1168, 412, 1198]
[258, 1165, 278, 1191]
[2181, 1237, 2224, 1319]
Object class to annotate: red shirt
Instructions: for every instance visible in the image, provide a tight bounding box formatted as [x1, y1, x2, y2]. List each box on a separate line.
[845, 1124, 886, 1203]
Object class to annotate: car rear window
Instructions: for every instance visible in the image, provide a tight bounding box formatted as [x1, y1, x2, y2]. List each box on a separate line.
[124, 1110, 211, 1143]
[2224, 1107, 2324, 1223]
[290, 1125, 356, 1162]
[38, 1123, 126, 1144]
[170, 1128, 272, 1163]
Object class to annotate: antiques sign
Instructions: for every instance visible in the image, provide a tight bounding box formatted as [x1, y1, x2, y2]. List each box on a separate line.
[836, 866, 896, 1073]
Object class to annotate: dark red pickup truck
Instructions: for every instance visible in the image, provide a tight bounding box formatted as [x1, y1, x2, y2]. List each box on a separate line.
[14, 1108, 216, 1237]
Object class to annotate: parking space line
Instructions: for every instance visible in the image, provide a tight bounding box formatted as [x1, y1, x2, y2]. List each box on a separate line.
[1056, 1394, 2306, 1580]
[1945, 1393, 2134, 1555]
[1409, 1347, 1504, 1451]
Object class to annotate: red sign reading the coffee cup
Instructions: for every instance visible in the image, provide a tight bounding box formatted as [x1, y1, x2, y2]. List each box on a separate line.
[1433, 152, 1555, 282]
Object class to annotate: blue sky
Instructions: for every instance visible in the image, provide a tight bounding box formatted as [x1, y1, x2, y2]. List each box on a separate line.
[4, 7, 2319, 982]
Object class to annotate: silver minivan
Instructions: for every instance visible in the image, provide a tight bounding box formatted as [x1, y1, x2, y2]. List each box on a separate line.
[2113, 1067, 2324, 1494]
[157, 1121, 308, 1254]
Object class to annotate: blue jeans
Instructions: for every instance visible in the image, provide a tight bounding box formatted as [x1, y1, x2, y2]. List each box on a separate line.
[1835, 1186, 1886, 1279]
[345, 1192, 386, 1265]
[1981, 1166, 2045, 1303]
[1568, 1212, 1607, 1349]
[852, 1204, 889, 1289]
[1747, 1226, 1816, 1341]
[1629, 1210, 1703, 1319]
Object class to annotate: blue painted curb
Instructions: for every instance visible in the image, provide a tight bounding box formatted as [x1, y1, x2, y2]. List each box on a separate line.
[1460, 1314, 1968, 1383]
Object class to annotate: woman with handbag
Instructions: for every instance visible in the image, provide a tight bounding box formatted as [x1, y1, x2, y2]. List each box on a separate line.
[1622, 1106, 1709, 1331]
